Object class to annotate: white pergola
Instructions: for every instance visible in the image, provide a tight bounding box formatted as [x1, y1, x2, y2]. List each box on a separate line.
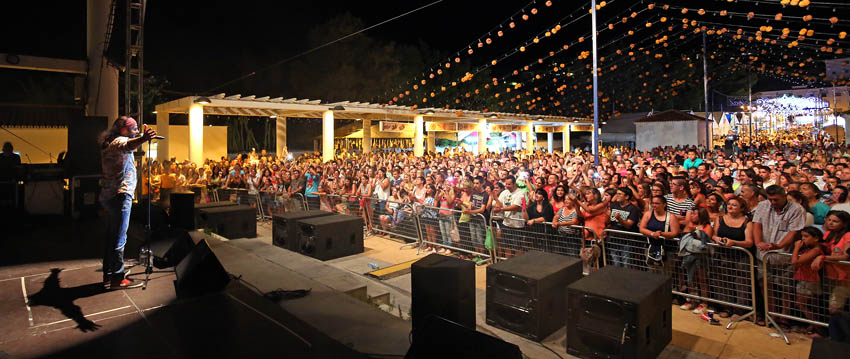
[155, 93, 591, 163]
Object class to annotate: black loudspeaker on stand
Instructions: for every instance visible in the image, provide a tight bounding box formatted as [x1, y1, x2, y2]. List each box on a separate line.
[272, 210, 333, 251]
[486, 251, 583, 341]
[567, 266, 672, 359]
[411, 254, 476, 331]
[174, 239, 230, 298]
[295, 214, 363, 260]
[169, 192, 195, 231]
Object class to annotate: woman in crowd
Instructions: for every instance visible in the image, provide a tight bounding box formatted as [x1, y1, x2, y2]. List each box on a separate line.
[712, 196, 754, 319]
[812, 211, 850, 316]
[551, 185, 567, 215]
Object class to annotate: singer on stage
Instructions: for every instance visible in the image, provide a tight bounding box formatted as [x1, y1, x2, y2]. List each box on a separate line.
[99, 116, 157, 289]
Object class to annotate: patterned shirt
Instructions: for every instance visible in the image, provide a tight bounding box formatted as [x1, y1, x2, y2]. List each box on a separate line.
[752, 199, 805, 261]
[100, 136, 137, 201]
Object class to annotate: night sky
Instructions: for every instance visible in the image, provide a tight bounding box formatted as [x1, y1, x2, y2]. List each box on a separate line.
[1, 1, 846, 108]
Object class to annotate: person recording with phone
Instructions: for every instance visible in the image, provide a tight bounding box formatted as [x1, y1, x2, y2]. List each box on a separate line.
[99, 116, 158, 289]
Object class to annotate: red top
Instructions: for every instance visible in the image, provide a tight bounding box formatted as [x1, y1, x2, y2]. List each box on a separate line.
[822, 231, 850, 283]
[794, 246, 822, 282]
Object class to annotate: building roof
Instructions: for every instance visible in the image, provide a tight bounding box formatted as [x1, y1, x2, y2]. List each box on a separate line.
[634, 110, 706, 123]
[155, 93, 589, 126]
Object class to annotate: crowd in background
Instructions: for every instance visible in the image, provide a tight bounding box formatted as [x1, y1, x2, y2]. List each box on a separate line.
[141, 125, 850, 339]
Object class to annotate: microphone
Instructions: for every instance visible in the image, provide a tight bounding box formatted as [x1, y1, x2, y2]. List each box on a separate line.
[151, 135, 166, 140]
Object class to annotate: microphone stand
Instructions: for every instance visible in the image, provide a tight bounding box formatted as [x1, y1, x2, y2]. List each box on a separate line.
[141, 137, 154, 289]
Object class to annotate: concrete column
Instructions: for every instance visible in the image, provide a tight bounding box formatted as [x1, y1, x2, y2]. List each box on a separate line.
[478, 119, 487, 155]
[86, 0, 119, 126]
[414, 115, 424, 157]
[275, 117, 287, 158]
[525, 120, 535, 154]
[362, 119, 371, 154]
[547, 132, 554, 153]
[427, 131, 436, 152]
[322, 111, 334, 163]
[188, 103, 204, 166]
[156, 111, 169, 162]
[563, 124, 571, 153]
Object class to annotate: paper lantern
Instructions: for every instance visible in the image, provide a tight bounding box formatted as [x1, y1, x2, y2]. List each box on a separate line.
[830, 17, 839, 24]
[775, 13, 783, 20]
[522, 14, 529, 21]
[531, 8, 538, 15]
[509, 22, 515, 29]
[682, 8, 688, 14]
[486, 38, 492, 44]
[467, 48, 474, 55]
[545, 1, 552, 7]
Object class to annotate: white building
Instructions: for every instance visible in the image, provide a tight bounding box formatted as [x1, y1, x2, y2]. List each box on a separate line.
[634, 110, 711, 151]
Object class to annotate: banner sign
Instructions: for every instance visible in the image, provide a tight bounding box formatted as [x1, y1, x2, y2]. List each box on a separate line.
[534, 125, 566, 133]
[490, 124, 524, 132]
[571, 124, 594, 132]
[379, 121, 411, 132]
[425, 122, 456, 132]
[456, 123, 479, 131]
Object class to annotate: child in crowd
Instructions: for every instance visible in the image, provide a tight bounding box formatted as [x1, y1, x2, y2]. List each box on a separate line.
[792, 226, 824, 336]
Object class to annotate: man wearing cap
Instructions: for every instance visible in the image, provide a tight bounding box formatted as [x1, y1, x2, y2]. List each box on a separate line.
[99, 116, 157, 289]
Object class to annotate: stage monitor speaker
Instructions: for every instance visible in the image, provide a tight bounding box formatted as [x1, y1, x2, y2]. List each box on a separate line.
[147, 228, 195, 268]
[67, 115, 105, 176]
[198, 205, 257, 239]
[486, 251, 582, 341]
[175, 239, 230, 297]
[810, 337, 850, 358]
[406, 315, 522, 359]
[567, 266, 671, 359]
[169, 192, 195, 230]
[296, 214, 363, 260]
[132, 200, 169, 232]
[411, 254, 476, 331]
[272, 210, 333, 251]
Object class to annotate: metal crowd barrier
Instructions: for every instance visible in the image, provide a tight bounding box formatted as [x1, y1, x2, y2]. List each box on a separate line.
[762, 251, 850, 344]
[416, 204, 491, 262]
[303, 195, 321, 212]
[256, 191, 307, 218]
[602, 229, 758, 330]
[364, 197, 421, 245]
[216, 188, 264, 219]
[490, 221, 602, 264]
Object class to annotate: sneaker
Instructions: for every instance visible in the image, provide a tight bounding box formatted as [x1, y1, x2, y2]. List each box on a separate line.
[692, 304, 707, 314]
[109, 278, 135, 289]
[680, 302, 694, 311]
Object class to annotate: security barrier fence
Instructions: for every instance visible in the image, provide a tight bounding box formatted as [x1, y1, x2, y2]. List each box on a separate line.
[762, 251, 850, 344]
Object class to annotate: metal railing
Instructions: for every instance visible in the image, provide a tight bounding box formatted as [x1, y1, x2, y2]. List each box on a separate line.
[417, 204, 491, 263]
[602, 229, 758, 330]
[215, 188, 263, 219]
[762, 251, 850, 344]
[490, 220, 602, 264]
[256, 191, 307, 218]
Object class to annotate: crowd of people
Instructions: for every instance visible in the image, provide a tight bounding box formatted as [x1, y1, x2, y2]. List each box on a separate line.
[141, 125, 849, 340]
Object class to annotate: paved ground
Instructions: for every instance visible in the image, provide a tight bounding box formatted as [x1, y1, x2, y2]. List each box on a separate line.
[0, 213, 815, 358]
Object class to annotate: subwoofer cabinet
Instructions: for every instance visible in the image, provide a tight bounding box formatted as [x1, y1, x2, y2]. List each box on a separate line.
[198, 205, 257, 239]
[295, 214, 363, 260]
[486, 251, 582, 341]
[567, 266, 671, 359]
[272, 210, 333, 251]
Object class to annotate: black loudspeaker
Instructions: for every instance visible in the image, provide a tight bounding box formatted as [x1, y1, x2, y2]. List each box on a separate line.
[296, 214, 363, 260]
[147, 228, 195, 268]
[411, 254, 476, 331]
[194, 201, 237, 229]
[175, 239, 230, 297]
[810, 337, 850, 358]
[567, 266, 671, 359]
[67, 115, 105, 176]
[486, 251, 582, 341]
[405, 315, 522, 359]
[272, 210, 333, 251]
[198, 205, 257, 239]
[169, 192, 195, 230]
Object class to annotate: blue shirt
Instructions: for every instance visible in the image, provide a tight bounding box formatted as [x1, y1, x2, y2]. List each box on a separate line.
[304, 173, 319, 198]
[683, 158, 703, 170]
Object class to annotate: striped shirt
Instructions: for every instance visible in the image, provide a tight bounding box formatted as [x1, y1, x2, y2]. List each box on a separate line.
[664, 194, 694, 217]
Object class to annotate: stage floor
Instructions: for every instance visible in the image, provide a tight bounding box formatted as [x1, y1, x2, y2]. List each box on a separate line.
[0, 214, 815, 358]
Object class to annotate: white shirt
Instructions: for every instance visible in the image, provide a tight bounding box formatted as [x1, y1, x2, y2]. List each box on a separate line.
[503, 188, 526, 229]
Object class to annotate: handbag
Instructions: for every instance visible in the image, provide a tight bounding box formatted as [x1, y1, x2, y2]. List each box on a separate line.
[580, 230, 601, 274]
[449, 220, 461, 243]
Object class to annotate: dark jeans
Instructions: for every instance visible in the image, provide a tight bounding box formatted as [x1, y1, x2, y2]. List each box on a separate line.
[101, 193, 132, 280]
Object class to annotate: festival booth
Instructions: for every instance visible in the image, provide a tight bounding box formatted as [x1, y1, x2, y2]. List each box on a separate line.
[634, 110, 710, 151]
